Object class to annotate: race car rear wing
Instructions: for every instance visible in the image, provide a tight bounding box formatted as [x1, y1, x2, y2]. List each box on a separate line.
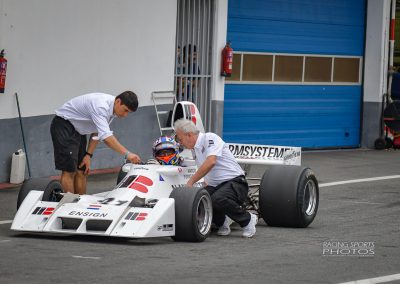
[169, 100, 301, 166]
[227, 143, 301, 166]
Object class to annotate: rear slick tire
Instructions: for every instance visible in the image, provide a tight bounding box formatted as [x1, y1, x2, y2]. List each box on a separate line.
[259, 165, 319, 228]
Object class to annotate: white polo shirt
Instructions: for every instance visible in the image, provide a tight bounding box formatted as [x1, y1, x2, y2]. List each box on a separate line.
[194, 132, 244, 187]
[55, 93, 116, 141]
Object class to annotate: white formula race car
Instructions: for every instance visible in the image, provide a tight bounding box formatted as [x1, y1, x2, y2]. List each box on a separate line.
[12, 101, 319, 242]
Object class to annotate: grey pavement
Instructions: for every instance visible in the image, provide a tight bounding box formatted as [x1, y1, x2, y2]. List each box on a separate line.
[0, 149, 399, 284]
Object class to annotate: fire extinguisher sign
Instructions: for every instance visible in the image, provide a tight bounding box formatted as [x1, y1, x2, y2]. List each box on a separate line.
[0, 49, 7, 93]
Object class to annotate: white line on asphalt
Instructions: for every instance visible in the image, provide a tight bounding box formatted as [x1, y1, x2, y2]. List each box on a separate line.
[72, 255, 101, 260]
[0, 239, 11, 243]
[320, 175, 400, 188]
[320, 199, 384, 205]
[0, 220, 12, 225]
[338, 273, 400, 284]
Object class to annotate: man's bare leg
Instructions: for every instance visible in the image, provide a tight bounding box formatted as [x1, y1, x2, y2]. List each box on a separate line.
[60, 171, 76, 193]
[74, 170, 87, 195]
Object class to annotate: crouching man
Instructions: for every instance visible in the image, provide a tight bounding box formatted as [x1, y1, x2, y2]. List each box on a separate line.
[174, 119, 257, 238]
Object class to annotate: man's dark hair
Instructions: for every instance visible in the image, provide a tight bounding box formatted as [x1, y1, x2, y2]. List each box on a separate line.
[116, 91, 138, 111]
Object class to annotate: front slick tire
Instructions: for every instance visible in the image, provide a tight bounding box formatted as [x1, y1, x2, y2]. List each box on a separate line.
[170, 187, 213, 242]
[259, 165, 319, 228]
[17, 178, 63, 209]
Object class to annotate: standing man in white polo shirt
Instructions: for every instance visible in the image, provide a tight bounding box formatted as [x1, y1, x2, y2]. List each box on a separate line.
[51, 91, 141, 195]
[174, 119, 257, 238]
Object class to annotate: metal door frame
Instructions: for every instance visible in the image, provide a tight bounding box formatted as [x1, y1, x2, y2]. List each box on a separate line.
[175, 0, 215, 130]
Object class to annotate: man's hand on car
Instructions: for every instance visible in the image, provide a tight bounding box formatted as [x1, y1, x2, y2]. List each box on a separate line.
[127, 152, 141, 164]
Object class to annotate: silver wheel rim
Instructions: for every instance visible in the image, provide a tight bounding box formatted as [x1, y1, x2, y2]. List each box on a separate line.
[196, 195, 213, 235]
[303, 179, 317, 216]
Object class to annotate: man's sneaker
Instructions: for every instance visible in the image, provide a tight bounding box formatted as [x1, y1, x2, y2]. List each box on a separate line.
[217, 216, 234, 236]
[242, 213, 258, 238]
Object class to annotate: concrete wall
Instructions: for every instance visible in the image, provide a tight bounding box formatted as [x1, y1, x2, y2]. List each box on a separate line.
[0, 0, 176, 117]
[0, 0, 177, 182]
[362, 0, 391, 148]
[210, 0, 228, 135]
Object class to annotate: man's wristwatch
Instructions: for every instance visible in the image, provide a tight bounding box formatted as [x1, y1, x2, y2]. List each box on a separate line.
[85, 151, 93, 158]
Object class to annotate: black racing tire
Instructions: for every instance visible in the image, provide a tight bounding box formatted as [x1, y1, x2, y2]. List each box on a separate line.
[374, 137, 386, 150]
[17, 178, 64, 209]
[170, 187, 213, 242]
[259, 165, 319, 228]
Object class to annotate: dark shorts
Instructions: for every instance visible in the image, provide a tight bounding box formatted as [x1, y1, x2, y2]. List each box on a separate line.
[50, 116, 87, 172]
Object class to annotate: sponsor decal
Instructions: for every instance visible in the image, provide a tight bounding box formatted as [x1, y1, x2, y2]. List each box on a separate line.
[157, 224, 174, 231]
[182, 104, 197, 124]
[128, 175, 153, 193]
[228, 144, 291, 159]
[208, 140, 214, 147]
[201, 146, 205, 153]
[32, 207, 55, 215]
[186, 168, 196, 174]
[159, 175, 164, 181]
[87, 204, 101, 210]
[133, 167, 149, 171]
[125, 212, 148, 221]
[283, 150, 301, 161]
[177, 168, 183, 173]
[172, 184, 185, 189]
[68, 211, 108, 218]
[98, 198, 128, 206]
[172, 182, 202, 189]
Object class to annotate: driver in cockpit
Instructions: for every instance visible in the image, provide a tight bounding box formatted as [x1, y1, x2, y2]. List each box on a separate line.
[152, 136, 183, 166]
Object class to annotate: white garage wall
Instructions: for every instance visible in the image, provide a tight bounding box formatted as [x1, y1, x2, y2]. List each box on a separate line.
[0, 0, 177, 119]
[364, 0, 390, 103]
[361, 0, 391, 148]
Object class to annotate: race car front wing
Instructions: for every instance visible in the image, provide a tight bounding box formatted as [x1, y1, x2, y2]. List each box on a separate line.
[11, 190, 176, 238]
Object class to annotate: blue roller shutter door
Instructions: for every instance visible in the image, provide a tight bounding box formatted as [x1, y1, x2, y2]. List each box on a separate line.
[223, 0, 365, 148]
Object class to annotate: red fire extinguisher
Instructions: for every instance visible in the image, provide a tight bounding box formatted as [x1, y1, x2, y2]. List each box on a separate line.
[221, 42, 233, 77]
[0, 50, 7, 93]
